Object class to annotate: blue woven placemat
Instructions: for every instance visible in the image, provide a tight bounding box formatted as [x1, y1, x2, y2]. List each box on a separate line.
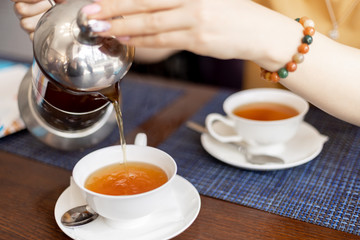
[0, 76, 183, 170]
[158, 90, 360, 235]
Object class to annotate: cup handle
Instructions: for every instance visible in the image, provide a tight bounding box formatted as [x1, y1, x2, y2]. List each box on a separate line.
[134, 133, 147, 146]
[205, 113, 243, 143]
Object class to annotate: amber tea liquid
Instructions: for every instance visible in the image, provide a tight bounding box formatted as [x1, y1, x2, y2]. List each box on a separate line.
[85, 162, 168, 195]
[99, 81, 127, 164]
[33, 74, 109, 131]
[233, 102, 299, 121]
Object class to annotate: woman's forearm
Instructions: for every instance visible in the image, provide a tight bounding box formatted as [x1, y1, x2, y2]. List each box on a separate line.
[225, 4, 360, 126]
[280, 33, 360, 126]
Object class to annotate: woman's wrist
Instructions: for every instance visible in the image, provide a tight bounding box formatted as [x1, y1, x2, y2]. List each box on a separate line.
[239, 3, 305, 72]
[260, 17, 315, 82]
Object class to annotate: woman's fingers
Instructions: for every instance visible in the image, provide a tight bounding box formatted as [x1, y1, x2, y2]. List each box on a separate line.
[20, 13, 43, 33]
[94, 9, 194, 37]
[88, 0, 183, 19]
[120, 30, 239, 60]
[29, 32, 34, 40]
[116, 28, 214, 57]
[12, 0, 64, 3]
[12, 0, 43, 3]
[14, 0, 51, 18]
[119, 30, 194, 49]
[13, 0, 52, 39]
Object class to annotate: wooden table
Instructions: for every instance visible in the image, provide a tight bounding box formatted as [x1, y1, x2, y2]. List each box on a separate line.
[0, 73, 358, 240]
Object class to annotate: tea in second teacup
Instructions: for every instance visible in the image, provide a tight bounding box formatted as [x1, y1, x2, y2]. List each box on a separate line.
[232, 102, 299, 121]
[206, 88, 309, 146]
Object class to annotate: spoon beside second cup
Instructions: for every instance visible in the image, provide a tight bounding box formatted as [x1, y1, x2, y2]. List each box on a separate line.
[186, 121, 285, 165]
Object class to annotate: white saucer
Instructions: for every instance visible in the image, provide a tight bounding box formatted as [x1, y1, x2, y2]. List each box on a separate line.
[54, 175, 201, 240]
[201, 121, 328, 171]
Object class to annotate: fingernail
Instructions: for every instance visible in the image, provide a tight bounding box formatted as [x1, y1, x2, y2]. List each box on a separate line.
[81, 3, 101, 15]
[117, 36, 131, 42]
[88, 19, 111, 32]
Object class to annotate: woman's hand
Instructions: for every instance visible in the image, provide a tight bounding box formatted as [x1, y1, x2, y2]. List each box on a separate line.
[12, 0, 64, 40]
[82, 0, 269, 60]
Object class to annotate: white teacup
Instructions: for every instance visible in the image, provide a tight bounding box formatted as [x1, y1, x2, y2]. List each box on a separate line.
[72, 134, 177, 227]
[206, 88, 309, 150]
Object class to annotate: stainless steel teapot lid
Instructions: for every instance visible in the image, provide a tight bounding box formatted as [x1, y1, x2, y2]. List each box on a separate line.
[33, 0, 135, 92]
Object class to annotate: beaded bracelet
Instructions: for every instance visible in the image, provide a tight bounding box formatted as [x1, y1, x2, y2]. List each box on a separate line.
[260, 17, 315, 83]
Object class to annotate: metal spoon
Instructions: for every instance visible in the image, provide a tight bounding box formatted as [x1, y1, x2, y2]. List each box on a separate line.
[61, 205, 98, 227]
[186, 121, 285, 165]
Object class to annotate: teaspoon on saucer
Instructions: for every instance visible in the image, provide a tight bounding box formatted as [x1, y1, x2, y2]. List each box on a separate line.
[61, 205, 98, 227]
[186, 121, 285, 165]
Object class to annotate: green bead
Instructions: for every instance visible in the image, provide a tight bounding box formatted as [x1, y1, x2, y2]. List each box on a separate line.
[278, 68, 288, 78]
[302, 35, 313, 45]
[295, 18, 300, 22]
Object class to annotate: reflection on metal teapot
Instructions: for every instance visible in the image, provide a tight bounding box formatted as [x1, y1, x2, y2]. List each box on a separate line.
[33, 0, 135, 92]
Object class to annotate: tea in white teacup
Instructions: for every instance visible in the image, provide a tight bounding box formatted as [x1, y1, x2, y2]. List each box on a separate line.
[85, 162, 168, 196]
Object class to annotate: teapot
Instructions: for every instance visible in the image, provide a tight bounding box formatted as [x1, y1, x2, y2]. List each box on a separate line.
[18, 0, 135, 150]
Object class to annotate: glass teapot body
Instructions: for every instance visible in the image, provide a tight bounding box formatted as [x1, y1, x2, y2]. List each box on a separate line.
[17, 62, 116, 150]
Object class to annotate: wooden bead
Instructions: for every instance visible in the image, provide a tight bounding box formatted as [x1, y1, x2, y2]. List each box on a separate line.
[298, 43, 309, 54]
[304, 27, 315, 36]
[292, 53, 304, 63]
[302, 35, 313, 45]
[286, 61, 297, 72]
[277, 68, 288, 78]
[264, 71, 272, 81]
[303, 19, 315, 28]
[270, 72, 280, 83]
[299, 17, 309, 25]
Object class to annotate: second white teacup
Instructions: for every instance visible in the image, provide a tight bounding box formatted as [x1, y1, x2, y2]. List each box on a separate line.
[205, 88, 309, 148]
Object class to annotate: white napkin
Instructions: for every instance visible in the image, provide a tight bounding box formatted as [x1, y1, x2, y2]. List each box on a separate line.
[0, 62, 28, 138]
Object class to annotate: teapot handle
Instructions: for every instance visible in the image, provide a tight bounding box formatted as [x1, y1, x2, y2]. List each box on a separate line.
[48, 0, 56, 7]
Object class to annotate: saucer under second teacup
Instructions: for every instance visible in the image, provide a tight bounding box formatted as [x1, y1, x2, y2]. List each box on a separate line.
[201, 120, 328, 171]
